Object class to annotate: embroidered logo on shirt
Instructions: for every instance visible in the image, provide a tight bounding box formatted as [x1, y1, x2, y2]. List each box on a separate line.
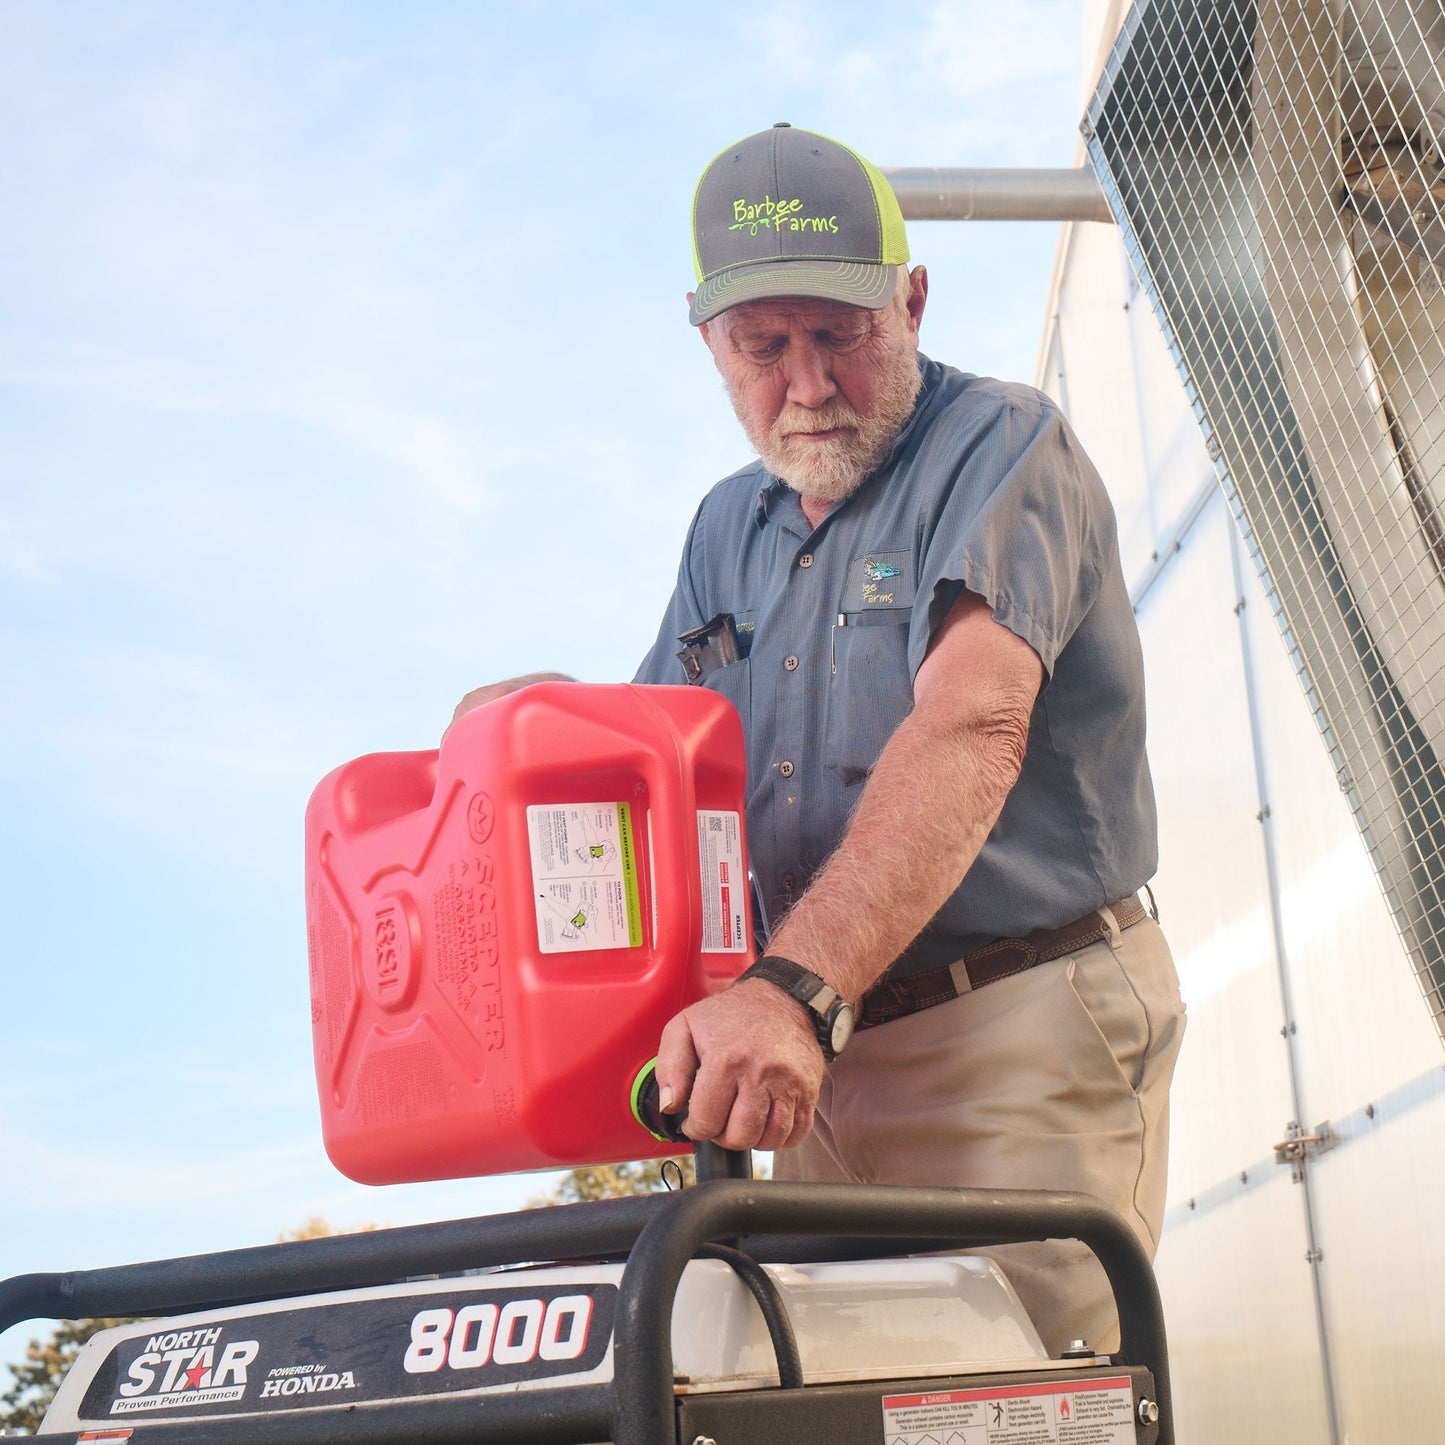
[842, 552, 914, 613]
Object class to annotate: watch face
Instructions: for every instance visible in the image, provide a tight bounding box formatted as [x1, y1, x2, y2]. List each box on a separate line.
[829, 1003, 856, 1056]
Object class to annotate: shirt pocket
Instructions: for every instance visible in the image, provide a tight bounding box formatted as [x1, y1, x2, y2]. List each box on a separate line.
[824, 608, 914, 786]
[701, 654, 751, 734]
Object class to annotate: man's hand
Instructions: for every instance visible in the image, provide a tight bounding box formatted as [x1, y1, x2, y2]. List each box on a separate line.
[447, 672, 575, 738]
[655, 980, 826, 1151]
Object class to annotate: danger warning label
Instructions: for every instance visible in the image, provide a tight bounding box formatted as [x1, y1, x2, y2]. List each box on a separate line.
[696, 809, 746, 953]
[881, 1375, 1137, 1444]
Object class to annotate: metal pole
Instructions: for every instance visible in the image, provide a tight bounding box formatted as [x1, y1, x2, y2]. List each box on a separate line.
[882, 167, 1113, 223]
[1229, 521, 1346, 1445]
[693, 1141, 753, 1182]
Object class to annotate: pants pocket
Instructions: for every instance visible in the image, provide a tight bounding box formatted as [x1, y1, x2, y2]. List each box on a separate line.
[1068, 949, 1153, 1093]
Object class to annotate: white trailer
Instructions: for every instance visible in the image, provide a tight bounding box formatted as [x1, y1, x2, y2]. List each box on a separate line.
[1035, 2, 1445, 1440]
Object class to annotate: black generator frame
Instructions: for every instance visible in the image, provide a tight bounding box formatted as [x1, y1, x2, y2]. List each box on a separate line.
[1, 1161, 1174, 1445]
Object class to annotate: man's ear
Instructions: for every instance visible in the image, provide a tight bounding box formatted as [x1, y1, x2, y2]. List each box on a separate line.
[905, 266, 929, 335]
[688, 293, 717, 353]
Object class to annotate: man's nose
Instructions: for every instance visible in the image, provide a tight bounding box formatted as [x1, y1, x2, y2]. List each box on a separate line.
[782, 340, 837, 409]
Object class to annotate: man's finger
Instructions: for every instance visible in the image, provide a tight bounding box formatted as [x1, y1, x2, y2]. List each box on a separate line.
[756, 1094, 798, 1153]
[690, 1079, 771, 1151]
[680, 1067, 738, 1142]
[655, 1013, 702, 1115]
[779, 1093, 815, 1151]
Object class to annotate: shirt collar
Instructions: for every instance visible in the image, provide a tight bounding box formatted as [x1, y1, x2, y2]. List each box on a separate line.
[754, 479, 808, 534]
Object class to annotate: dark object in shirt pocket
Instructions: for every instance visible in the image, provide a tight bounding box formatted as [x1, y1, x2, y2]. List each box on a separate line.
[825, 607, 914, 785]
[676, 612, 741, 683]
[675, 616, 753, 787]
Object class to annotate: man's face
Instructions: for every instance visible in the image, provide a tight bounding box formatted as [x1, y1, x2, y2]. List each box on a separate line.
[699, 266, 927, 504]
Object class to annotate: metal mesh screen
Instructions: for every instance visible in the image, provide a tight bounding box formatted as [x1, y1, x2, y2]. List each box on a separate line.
[1087, 0, 1445, 1042]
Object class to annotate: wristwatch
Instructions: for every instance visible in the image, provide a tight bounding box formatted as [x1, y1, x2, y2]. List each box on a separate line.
[738, 955, 856, 1061]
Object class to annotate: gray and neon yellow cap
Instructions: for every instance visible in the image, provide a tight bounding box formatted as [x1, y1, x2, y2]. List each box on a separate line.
[689, 123, 909, 326]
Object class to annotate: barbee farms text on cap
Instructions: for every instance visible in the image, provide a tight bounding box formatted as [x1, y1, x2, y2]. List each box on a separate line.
[729, 195, 840, 236]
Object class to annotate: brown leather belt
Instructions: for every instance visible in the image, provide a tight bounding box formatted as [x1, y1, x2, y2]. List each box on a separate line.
[857, 894, 1149, 1030]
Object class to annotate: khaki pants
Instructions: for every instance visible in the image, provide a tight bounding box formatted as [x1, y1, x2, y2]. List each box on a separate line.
[772, 918, 1185, 1358]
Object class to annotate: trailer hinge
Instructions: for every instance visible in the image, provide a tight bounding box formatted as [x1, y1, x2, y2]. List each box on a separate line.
[1273, 1120, 1337, 1182]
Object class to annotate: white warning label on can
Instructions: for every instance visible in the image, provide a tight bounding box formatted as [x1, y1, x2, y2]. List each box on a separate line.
[697, 810, 747, 953]
[527, 803, 643, 953]
[881, 1375, 1137, 1444]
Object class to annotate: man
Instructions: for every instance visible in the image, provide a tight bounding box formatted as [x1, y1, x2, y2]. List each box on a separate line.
[456, 124, 1184, 1356]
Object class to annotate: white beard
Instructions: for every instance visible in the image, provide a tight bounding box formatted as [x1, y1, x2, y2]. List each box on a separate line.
[730, 343, 922, 504]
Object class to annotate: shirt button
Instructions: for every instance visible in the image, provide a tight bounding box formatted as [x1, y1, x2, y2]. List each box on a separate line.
[798, 554, 814, 568]
[783, 872, 797, 890]
[784, 655, 799, 671]
[779, 760, 795, 778]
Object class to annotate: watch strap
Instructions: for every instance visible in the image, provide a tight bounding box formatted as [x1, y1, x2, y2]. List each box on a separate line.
[738, 955, 849, 1059]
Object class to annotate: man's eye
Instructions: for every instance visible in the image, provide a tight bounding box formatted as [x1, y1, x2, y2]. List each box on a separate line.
[744, 340, 784, 360]
[821, 330, 867, 350]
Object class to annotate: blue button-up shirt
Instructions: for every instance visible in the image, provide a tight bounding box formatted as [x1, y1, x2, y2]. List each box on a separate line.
[635, 354, 1157, 979]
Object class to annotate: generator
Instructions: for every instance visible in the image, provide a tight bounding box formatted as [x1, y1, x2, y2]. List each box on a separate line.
[4, 1157, 1171, 1444]
[3, 683, 1174, 1442]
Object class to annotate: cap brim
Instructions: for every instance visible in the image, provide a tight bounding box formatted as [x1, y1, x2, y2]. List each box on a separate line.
[690, 259, 899, 325]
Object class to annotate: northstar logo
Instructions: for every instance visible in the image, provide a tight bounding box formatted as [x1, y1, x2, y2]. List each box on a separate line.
[111, 1328, 260, 1413]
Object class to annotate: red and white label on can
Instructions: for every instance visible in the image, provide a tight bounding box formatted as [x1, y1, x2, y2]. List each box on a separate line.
[696, 810, 747, 953]
[881, 1374, 1137, 1444]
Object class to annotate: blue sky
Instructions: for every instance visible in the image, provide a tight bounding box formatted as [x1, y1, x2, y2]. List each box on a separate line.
[1, 0, 1087, 1375]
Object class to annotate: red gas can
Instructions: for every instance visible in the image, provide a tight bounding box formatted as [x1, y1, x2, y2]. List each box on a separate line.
[305, 682, 753, 1183]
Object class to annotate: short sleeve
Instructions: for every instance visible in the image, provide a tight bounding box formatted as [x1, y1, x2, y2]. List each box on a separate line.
[910, 390, 1112, 680]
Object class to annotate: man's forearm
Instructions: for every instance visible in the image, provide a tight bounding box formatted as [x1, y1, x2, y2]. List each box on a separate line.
[762, 589, 1043, 1004]
[765, 692, 1029, 1003]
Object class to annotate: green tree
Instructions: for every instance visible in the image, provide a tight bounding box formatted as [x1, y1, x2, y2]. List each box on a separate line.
[0, 1317, 133, 1435]
[275, 1215, 380, 1241]
[532, 1151, 769, 1205]
[533, 1155, 697, 1205]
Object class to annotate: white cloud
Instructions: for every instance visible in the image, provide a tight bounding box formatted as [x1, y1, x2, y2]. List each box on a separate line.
[278, 389, 504, 517]
[0, 517, 61, 587]
[1, 340, 504, 515]
[724, 2, 1080, 170]
[741, 0, 1078, 98]
[2, 1124, 319, 1211]
[0, 342, 230, 416]
[740, 13, 819, 84]
[918, 0, 1078, 97]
